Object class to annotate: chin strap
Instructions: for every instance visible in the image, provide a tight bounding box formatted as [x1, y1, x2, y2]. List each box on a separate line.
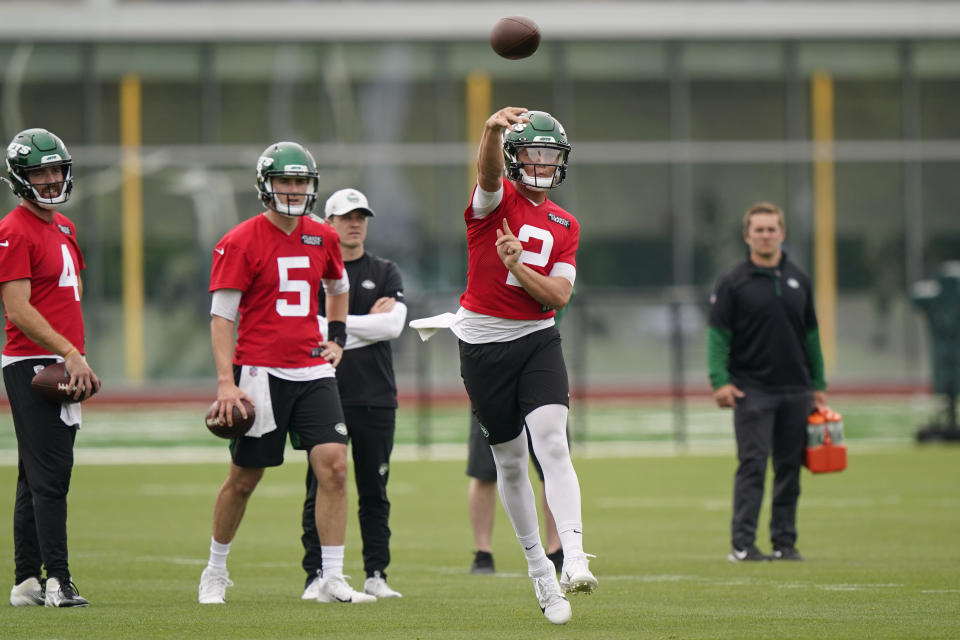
[272, 196, 308, 216]
[520, 172, 557, 191]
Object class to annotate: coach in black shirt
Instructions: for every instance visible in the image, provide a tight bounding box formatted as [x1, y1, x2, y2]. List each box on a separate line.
[301, 188, 407, 599]
[707, 202, 827, 563]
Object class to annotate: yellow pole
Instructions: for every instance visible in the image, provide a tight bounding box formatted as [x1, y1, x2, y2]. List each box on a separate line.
[465, 70, 492, 189]
[811, 71, 837, 375]
[120, 73, 145, 382]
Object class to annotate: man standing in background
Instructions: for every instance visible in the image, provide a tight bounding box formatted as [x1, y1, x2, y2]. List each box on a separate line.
[707, 202, 827, 563]
[1, 128, 100, 607]
[301, 188, 407, 600]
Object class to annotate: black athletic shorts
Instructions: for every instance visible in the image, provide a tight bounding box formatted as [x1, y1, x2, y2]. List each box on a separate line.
[459, 326, 569, 446]
[230, 368, 347, 469]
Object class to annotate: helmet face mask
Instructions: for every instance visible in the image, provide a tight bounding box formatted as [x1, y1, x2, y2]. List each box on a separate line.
[502, 111, 571, 191]
[255, 142, 319, 217]
[5, 128, 73, 209]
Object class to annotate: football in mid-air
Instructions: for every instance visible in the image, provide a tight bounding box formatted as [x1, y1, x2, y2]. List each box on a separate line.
[204, 399, 256, 439]
[31, 362, 97, 403]
[490, 16, 541, 60]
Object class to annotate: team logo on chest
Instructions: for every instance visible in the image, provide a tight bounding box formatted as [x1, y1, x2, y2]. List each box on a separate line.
[361, 279, 375, 290]
[300, 234, 323, 246]
[547, 212, 570, 228]
[57, 224, 72, 235]
[786, 278, 800, 289]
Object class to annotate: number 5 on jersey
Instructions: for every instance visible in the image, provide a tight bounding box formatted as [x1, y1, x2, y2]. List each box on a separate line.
[276, 256, 311, 316]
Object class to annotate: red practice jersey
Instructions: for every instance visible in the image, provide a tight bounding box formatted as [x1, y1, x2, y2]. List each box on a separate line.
[210, 214, 345, 368]
[0, 206, 86, 356]
[460, 180, 579, 320]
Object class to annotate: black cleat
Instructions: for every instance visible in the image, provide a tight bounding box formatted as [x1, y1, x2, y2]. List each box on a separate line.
[44, 577, 89, 608]
[470, 550, 495, 574]
[546, 549, 564, 574]
[772, 547, 804, 561]
[727, 545, 771, 563]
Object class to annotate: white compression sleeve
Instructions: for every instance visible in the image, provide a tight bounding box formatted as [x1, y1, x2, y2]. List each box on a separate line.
[345, 302, 407, 342]
[322, 272, 350, 297]
[210, 289, 242, 322]
[490, 431, 550, 573]
[525, 404, 584, 556]
[470, 184, 504, 218]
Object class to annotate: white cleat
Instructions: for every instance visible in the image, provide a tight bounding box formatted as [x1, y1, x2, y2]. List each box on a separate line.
[198, 567, 233, 604]
[532, 572, 571, 625]
[302, 574, 321, 600]
[560, 553, 598, 595]
[315, 574, 377, 604]
[363, 572, 402, 598]
[9, 577, 44, 606]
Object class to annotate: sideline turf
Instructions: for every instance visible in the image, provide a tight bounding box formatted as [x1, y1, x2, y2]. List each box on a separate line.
[0, 448, 957, 638]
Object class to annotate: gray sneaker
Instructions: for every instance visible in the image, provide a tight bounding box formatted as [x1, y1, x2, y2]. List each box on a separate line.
[363, 572, 402, 598]
[44, 577, 89, 608]
[9, 577, 44, 606]
[302, 573, 322, 600]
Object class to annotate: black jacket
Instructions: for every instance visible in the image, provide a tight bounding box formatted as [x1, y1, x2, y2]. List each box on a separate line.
[707, 252, 825, 393]
[318, 251, 404, 408]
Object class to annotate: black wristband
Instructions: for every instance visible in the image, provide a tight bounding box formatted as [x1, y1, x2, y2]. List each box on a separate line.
[327, 320, 347, 347]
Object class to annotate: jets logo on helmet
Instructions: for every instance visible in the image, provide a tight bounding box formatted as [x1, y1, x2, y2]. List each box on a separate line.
[502, 111, 571, 191]
[3, 128, 73, 209]
[7, 143, 31, 159]
[255, 141, 320, 217]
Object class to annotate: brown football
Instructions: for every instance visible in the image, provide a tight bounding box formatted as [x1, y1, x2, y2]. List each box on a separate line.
[490, 16, 541, 60]
[204, 399, 256, 439]
[31, 361, 98, 403]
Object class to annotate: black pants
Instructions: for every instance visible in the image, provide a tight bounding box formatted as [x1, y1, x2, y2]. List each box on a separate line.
[302, 406, 395, 579]
[3, 359, 78, 583]
[731, 388, 812, 550]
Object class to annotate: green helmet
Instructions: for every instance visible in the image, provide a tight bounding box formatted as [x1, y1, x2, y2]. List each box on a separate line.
[255, 141, 319, 216]
[4, 128, 73, 209]
[502, 111, 571, 190]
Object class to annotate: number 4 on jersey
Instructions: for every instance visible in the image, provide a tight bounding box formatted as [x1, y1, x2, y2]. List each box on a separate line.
[59, 243, 79, 301]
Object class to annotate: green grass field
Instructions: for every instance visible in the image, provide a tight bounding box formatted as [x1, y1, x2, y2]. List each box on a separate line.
[0, 421, 957, 638]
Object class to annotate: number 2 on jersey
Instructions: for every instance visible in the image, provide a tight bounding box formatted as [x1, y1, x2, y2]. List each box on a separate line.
[59, 244, 80, 301]
[505, 224, 553, 287]
[276, 256, 311, 316]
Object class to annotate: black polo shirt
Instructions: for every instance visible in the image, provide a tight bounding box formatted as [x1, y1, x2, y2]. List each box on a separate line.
[318, 251, 404, 408]
[708, 252, 821, 393]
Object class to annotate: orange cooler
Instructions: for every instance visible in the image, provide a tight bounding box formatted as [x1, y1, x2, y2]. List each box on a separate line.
[805, 408, 847, 473]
